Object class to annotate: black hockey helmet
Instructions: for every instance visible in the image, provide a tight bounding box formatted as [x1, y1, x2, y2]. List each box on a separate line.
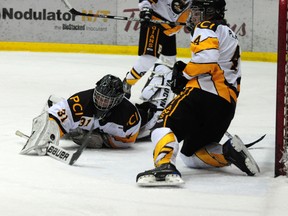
[93, 74, 124, 118]
[191, 0, 226, 21]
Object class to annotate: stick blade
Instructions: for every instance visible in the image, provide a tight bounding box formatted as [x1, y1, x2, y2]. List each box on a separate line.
[46, 143, 72, 165]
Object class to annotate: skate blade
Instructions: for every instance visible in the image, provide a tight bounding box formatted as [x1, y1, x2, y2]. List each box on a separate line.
[244, 157, 259, 175]
[233, 135, 260, 174]
[137, 174, 184, 187]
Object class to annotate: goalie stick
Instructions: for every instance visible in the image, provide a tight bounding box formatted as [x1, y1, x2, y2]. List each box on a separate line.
[16, 128, 265, 165]
[16, 129, 90, 166]
[61, 0, 186, 26]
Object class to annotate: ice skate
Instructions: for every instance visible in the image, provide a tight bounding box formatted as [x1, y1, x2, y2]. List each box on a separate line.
[136, 163, 184, 186]
[223, 135, 260, 176]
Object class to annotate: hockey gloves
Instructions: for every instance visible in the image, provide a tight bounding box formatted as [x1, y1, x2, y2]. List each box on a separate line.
[171, 61, 189, 95]
[139, 7, 153, 27]
[185, 14, 195, 33]
[68, 128, 110, 149]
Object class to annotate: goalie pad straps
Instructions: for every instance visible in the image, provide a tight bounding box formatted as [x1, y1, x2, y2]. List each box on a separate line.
[20, 112, 60, 156]
[140, 54, 175, 104]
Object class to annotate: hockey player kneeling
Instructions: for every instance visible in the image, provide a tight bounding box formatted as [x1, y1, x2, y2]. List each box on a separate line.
[20, 75, 141, 164]
[136, 0, 260, 186]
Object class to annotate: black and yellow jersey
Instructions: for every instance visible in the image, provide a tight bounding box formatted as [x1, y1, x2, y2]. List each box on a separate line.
[48, 89, 141, 148]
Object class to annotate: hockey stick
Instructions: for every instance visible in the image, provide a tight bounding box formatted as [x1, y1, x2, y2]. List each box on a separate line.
[16, 129, 90, 165]
[61, 0, 186, 26]
[225, 132, 266, 148]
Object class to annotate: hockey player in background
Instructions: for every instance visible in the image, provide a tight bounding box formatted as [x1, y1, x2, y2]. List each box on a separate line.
[20, 74, 141, 156]
[123, 0, 193, 139]
[136, 0, 260, 186]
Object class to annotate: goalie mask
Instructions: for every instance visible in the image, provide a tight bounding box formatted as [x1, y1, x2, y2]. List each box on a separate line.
[93, 74, 124, 118]
[189, 0, 226, 27]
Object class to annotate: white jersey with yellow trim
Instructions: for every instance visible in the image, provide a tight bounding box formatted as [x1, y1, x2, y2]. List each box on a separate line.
[48, 89, 141, 148]
[184, 20, 241, 103]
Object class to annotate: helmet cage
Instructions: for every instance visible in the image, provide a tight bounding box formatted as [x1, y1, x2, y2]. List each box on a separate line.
[93, 89, 123, 111]
[190, 6, 205, 25]
[190, 0, 226, 24]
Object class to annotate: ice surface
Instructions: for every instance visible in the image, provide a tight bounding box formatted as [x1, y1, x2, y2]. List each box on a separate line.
[0, 52, 287, 216]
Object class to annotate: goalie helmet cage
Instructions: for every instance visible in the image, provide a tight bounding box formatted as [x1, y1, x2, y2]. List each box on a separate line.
[275, 0, 288, 177]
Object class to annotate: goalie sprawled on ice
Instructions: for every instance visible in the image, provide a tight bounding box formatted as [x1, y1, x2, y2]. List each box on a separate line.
[19, 74, 141, 164]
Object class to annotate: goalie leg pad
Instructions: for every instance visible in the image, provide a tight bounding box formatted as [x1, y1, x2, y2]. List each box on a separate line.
[20, 112, 60, 155]
[138, 61, 175, 138]
[156, 54, 176, 68]
[140, 54, 175, 102]
[140, 63, 173, 102]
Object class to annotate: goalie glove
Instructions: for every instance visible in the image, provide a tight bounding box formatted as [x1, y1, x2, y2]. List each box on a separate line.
[171, 61, 189, 94]
[68, 128, 109, 149]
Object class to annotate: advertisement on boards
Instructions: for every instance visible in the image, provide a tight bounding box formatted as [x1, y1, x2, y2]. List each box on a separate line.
[0, 0, 276, 52]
